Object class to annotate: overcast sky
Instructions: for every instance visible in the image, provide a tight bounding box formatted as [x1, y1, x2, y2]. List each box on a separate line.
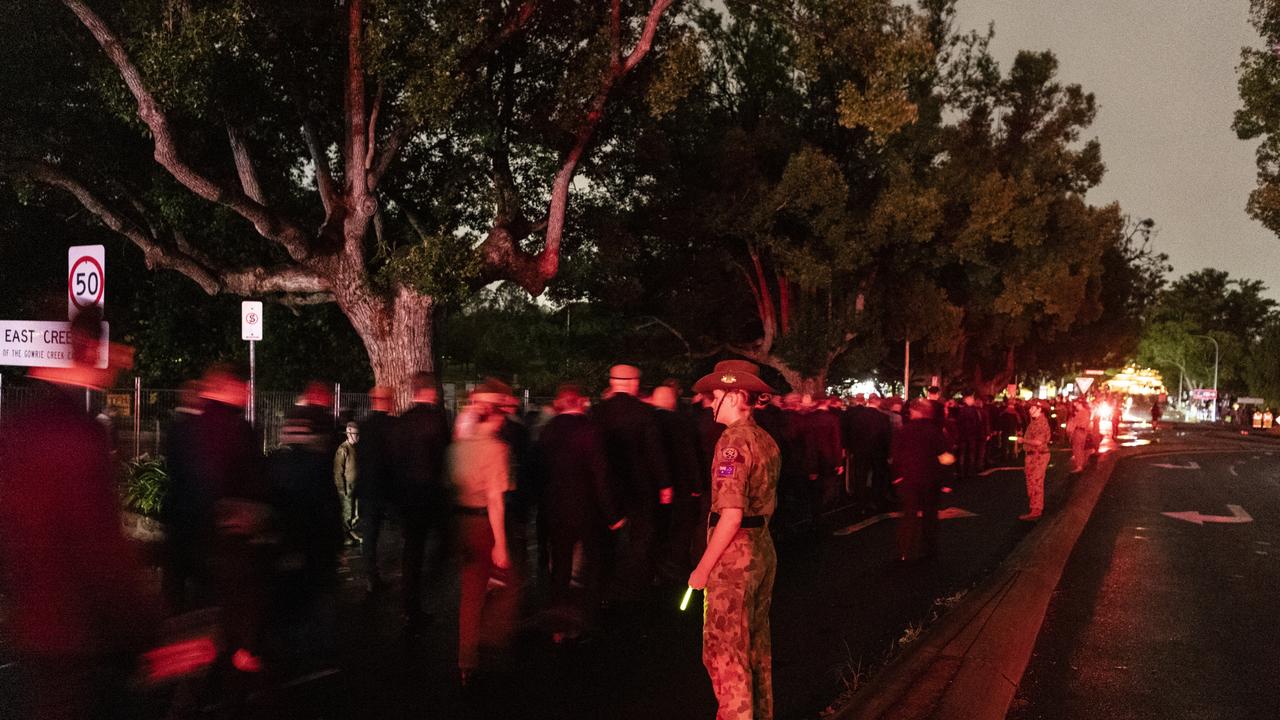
[952, 0, 1279, 297]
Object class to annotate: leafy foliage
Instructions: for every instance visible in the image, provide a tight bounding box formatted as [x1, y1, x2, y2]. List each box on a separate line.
[121, 453, 168, 517]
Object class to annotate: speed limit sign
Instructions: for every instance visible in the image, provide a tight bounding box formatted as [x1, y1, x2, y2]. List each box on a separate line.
[67, 245, 105, 318]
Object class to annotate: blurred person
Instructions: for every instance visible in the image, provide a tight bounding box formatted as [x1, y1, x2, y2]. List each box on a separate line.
[192, 364, 271, 672]
[1020, 402, 1052, 521]
[0, 308, 162, 720]
[592, 364, 672, 606]
[333, 420, 360, 544]
[391, 371, 452, 635]
[1150, 397, 1163, 431]
[650, 384, 704, 582]
[356, 386, 396, 594]
[450, 382, 515, 684]
[891, 399, 955, 563]
[161, 379, 209, 613]
[843, 393, 893, 512]
[686, 361, 780, 720]
[266, 410, 344, 668]
[495, 388, 536, 583]
[955, 390, 985, 483]
[533, 384, 625, 642]
[995, 399, 1023, 465]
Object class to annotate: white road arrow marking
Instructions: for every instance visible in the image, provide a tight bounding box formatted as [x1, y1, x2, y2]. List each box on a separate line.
[1161, 504, 1252, 526]
[1150, 460, 1201, 470]
[833, 507, 978, 536]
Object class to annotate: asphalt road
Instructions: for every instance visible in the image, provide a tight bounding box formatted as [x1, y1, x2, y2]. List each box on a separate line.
[1008, 442, 1280, 720]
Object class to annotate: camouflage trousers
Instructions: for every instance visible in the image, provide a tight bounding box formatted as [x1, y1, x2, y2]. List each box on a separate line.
[703, 527, 776, 720]
[1024, 452, 1049, 514]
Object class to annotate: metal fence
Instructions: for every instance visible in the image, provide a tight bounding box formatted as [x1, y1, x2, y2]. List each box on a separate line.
[0, 377, 552, 461]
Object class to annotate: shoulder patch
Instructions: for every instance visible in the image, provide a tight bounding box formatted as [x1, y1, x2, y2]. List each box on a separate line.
[721, 447, 739, 461]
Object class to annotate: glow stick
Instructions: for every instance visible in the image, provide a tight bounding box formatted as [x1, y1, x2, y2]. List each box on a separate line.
[680, 586, 695, 611]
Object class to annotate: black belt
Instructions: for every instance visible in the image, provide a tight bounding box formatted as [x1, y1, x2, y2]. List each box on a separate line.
[455, 506, 488, 516]
[709, 512, 767, 528]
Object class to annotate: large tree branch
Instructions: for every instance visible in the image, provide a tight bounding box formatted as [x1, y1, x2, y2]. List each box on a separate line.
[60, 0, 312, 261]
[344, 0, 369, 200]
[11, 159, 330, 301]
[478, 0, 675, 294]
[301, 117, 339, 216]
[226, 122, 265, 205]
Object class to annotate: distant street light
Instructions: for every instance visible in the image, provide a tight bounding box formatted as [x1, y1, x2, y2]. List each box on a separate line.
[1191, 334, 1220, 422]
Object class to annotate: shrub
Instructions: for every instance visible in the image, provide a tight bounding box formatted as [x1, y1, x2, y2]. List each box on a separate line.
[122, 454, 169, 517]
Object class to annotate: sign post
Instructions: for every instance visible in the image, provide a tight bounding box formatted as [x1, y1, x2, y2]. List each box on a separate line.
[67, 245, 105, 319]
[241, 301, 263, 425]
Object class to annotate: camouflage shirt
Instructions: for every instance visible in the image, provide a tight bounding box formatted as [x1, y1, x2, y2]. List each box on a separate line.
[711, 415, 781, 518]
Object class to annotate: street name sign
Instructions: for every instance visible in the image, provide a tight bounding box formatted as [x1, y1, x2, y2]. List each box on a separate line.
[0, 320, 109, 368]
[241, 301, 263, 341]
[68, 245, 105, 318]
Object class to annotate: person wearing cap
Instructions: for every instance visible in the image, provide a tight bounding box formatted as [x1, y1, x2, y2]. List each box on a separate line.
[890, 398, 956, 563]
[593, 364, 673, 605]
[1020, 401, 1052, 521]
[687, 360, 780, 720]
[334, 420, 360, 545]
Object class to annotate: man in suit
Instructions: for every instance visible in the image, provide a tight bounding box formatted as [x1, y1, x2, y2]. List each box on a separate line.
[592, 364, 672, 604]
[843, 393, 893, 512]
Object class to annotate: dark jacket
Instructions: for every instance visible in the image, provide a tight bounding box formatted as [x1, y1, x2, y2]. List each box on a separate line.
[891, 419, 950, 489]
[655, 407, 705, 499]
[391, 402, 451, 510]
[843, 404, 891, 460]
[354, 410, 395, 502]
[534, 412, 621, 531]
[592, 392, 672, 518]
[269, 444, 344, 592]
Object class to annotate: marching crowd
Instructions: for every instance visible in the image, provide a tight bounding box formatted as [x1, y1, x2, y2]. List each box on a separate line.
[0, 310, 1130, 720]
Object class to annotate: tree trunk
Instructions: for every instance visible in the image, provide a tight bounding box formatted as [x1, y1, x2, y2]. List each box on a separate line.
[341, 284, 435, 409]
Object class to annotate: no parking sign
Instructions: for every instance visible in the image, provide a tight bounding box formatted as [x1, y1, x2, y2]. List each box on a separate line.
[68, 245, 105, 318]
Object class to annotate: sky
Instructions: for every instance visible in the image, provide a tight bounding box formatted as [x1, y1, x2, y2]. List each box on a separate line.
[952, 0, 1280, 297]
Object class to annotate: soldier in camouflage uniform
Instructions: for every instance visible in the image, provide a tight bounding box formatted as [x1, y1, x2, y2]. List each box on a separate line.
[1020, 401, 1051, 521]
[688, 360, 780, 720]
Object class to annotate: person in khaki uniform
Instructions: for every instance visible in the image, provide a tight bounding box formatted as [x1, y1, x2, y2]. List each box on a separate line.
[688, 360, 780, 720]
[334, 421, 359, 543]
[1020, 401, 1052, 520]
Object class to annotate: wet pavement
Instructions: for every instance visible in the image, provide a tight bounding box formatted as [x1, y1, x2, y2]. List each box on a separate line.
[1008, 441, 1280, 720]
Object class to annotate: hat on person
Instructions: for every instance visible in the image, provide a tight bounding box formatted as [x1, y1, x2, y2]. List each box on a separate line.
[470, 377, 518, 407]
[692, 360, 774, 394]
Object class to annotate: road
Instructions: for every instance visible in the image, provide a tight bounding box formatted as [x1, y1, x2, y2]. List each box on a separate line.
[1008, 439, 1280, 720]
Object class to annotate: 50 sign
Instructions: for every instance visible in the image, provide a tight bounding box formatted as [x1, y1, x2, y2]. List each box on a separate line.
[67, 245, 105, 318]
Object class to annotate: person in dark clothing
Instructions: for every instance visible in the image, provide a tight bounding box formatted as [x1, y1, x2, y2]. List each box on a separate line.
[188, 364, 272, 672]
[161, 379, 209, 613]
[804, 395, 845, 522]
[592, 364, 672, 604]
[533, 385, 626, 641]
[955, 390, 985, 483]
[356, 386, 396, 594]
[391, 371, 452, 633]
[995, 400, 1023, 465]
[266, 410, 344, 668]
[0, 311, 161, 720]
[843, 394, 893, 511]
[650, 384, 704, 581]
[891, 399, 956, 562]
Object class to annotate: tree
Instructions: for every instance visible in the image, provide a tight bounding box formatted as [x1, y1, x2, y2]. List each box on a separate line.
[1, 0, 676, 401]
[1138, 269, 1278, 396]
[1236, 0, 1280, 235]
